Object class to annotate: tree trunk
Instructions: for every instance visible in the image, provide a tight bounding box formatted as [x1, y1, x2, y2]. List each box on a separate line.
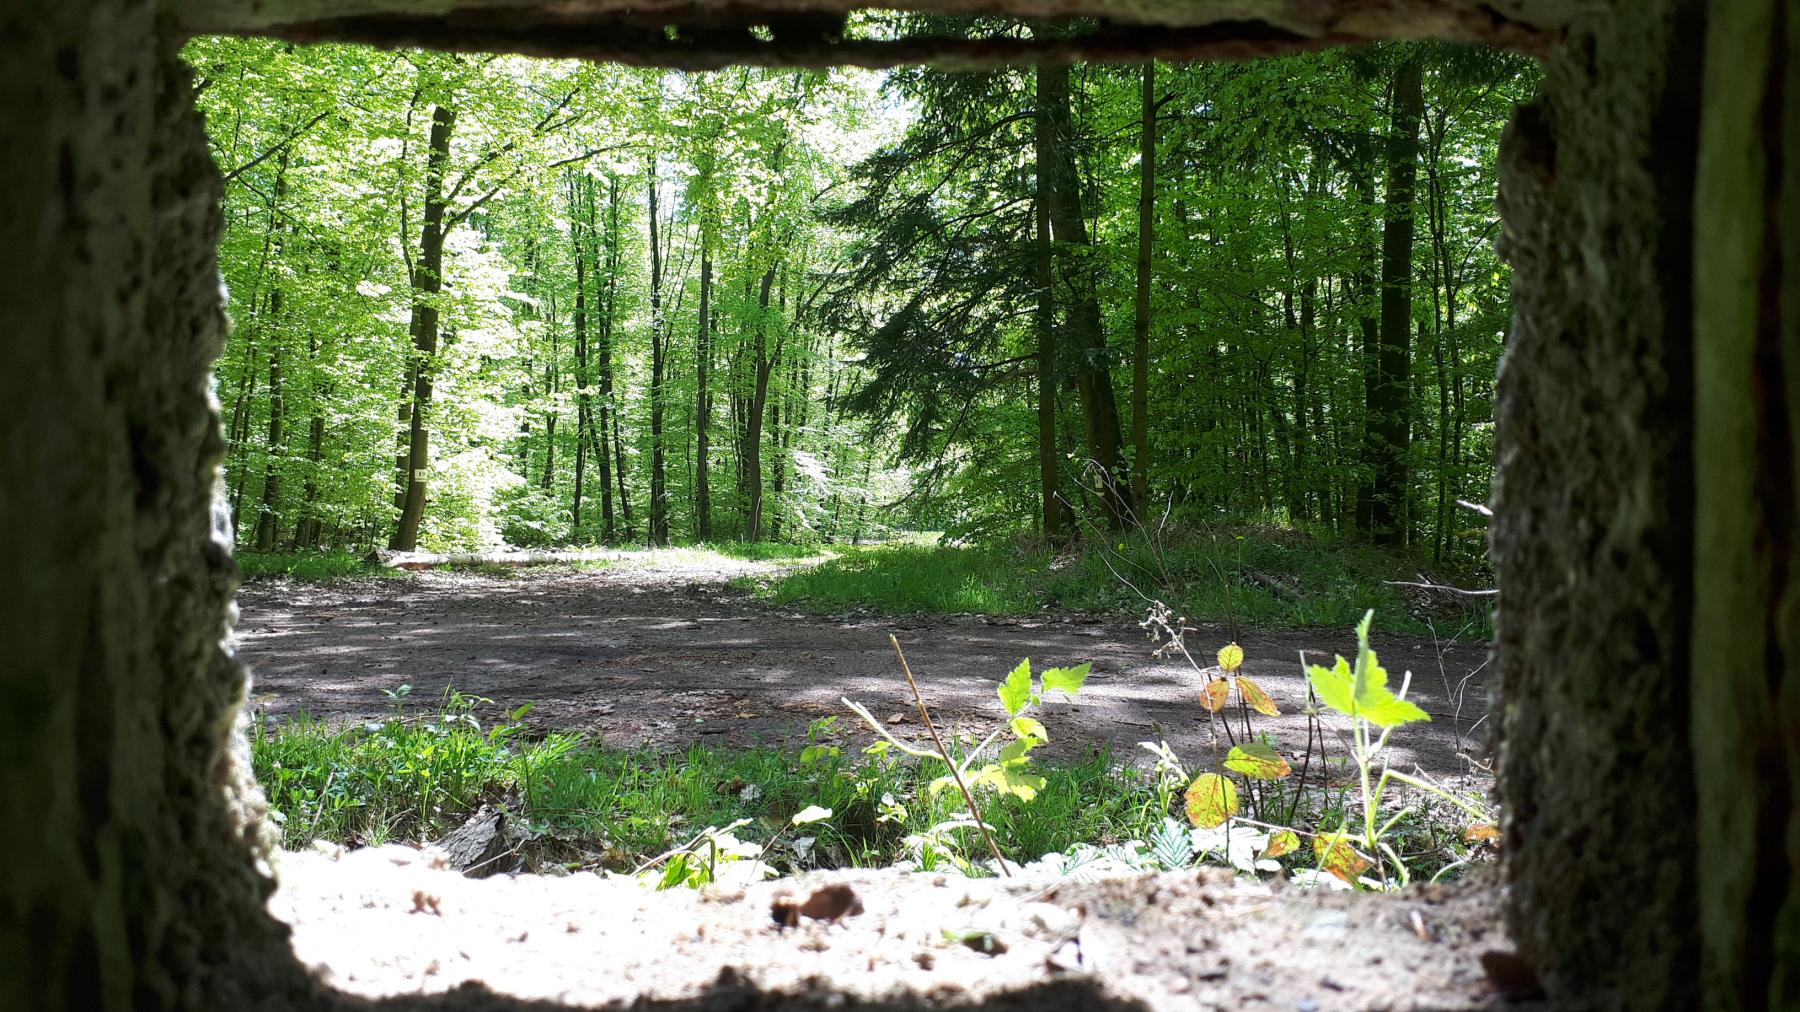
[1691, 0, 1800, 1005]
[252, 291, 284, 549]
[1490, 2, 1707, 1005]
[0, 24, 308, 1008]
[1370, 56, 1421, 546]
[744, 265, 777, 542]
[1034, 92, 1066, 544]
[647, 156, 669, 546]
[1131, 60, 1155, 521]
[390, 102, 455, 551]
[571, 176, 591, 538]
[696, 243, 714, 541]
[1039, 61, 1130, 529]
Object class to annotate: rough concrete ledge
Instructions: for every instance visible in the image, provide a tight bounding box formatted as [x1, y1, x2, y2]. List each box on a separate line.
[272, 844, 1515, 1010]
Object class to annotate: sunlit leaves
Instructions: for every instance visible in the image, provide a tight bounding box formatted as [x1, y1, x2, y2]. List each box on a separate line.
[1184, 773, 1239, 828]
[1224, 742, 1291, 780]
[1307, 611, 1429, 728]
[1313, 831, 1372, 885]
[1236, 675, 1279, 716]
[1041, 663, 1091, 697]
[1216, 643, 1244, 672]
[1201, 678, 1232, 713]
[1261, 829, 1301, 859]
[998, 659, 1032, 716]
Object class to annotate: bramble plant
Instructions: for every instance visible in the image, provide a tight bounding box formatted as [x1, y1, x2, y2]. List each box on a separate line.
[843, 656, 1091, 873]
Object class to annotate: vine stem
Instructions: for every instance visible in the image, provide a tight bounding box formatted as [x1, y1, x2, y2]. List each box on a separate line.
[889, 635, 1011, 877]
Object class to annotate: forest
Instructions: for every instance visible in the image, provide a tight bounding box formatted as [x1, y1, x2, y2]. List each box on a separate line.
[190, 36, 1535, 565]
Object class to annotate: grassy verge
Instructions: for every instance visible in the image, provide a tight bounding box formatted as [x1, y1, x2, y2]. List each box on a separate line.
[236, 550, 402, 583]
[736, 532, 1493, 638]
[250, 688, 1485, 884]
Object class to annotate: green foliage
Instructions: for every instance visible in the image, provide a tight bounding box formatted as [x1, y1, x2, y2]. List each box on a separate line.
[236, 550, 399, 583]
[742, 534, 1492, 636]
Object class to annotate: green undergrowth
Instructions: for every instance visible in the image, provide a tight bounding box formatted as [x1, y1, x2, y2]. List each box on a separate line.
[250, 685, 1482, 883]
[236, 550, 402, 583]
[735, 531, 1492, 637]
[252, 695, 1150, 872]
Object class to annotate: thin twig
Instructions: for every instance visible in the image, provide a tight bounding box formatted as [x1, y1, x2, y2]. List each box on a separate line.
[889, 635, 1011, 877]
[1384, 576, 1497, 597]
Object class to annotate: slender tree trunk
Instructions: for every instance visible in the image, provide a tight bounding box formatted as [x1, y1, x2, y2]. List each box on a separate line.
[390, 102, 455, 552]
[744, 264, 776, 542]
[570, 176, 591, 539]
[647, 156, 669, 546]
[695, 243, 713, 541]
[1370, 57, 1422, 547]
[1034, 128, 1065, 544]
[1131, 59, 1155, 521]
[253, 293, 284, 550]
[1039, 61, 1129, 528]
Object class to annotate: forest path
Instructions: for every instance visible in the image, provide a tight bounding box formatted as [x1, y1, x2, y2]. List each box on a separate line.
[234, 559, 1494, 782]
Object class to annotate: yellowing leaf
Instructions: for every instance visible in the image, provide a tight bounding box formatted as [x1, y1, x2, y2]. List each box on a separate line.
[1464, 824, 1500, 845]
[1041, 662, 1092, 697]
[971, 763, 1046, 802]
[1010, 716, 1048, 743]
[1313, 833, 1372, 885]
[1262, 830, 1301, 859]
[1224, 742, 1292, 780]
[1201, 678, 1232, 713]
[998, 659, 1032, 716]
[1216, 642, 1244, 673]
[1184, 773, 1239, 828]
[1235, 675, 1279, 716]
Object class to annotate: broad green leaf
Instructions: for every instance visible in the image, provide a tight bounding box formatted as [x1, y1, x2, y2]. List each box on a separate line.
[1235, 675, 1279, 716]
[1184, 773, 1239, 828]
[971, 763, 1046, 802]
[1358, 693, 1430, 728]
[1308, 656, 1356, 717]
[1201, 678, 1232, 712]
[1261, 829, 1301, 859]
[791, 805, 833, 826]
[1010, 716, 1048, 743]
[997, 737, 1039, 764]
[1217, 643, 1244, 672]
[1041, 662, 1091, 697]
[1224, 742, 1292, 780]
[998, 659, 1032, 716]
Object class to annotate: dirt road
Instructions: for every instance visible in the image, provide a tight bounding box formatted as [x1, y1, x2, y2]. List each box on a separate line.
[234, 557, 1494, 782]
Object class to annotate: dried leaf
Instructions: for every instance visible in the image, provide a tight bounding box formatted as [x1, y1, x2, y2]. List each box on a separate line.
[1201, 678, 1232, 713]
[1464, 823, 1500, 845]
[1235, 675, 1279, 716]
[1224, 742, 1292, 780]
[1184, 773, 1240, 828]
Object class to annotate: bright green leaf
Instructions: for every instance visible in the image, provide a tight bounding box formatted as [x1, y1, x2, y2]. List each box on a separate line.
[998, 659, 1032, 716]
[1041, 662, 1091, 698]
[1224, 742, 1292, 780]
[1010, 716, 1047, 743]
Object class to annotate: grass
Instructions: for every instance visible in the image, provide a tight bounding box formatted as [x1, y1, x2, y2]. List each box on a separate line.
[251, 693, 1155, 874]
[236, 550, 403, 583]
[250, 688, 1486, 883]
[736, 531, 1493, 637]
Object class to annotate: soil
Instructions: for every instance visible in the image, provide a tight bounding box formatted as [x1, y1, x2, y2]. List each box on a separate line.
[245, 557, 1520, 1011]
[234, 554, 1495, 784]
[274, 842, 1525, 1011]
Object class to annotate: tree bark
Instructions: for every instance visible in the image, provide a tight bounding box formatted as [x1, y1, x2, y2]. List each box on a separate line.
[1039, 61, 1130, 529]
[1490, 2, 1706, 1004]
[1034, 92, 1066, 544]
[0, 21, 309, 1008]
[1691, 0, 1800, 1005]
[647, 155, 669, 546]
[390, 101, 455, 551]
[1131, 60, 1155, 522]
[696, 243, 714, 541]
[1370, 55, 1421, 546]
